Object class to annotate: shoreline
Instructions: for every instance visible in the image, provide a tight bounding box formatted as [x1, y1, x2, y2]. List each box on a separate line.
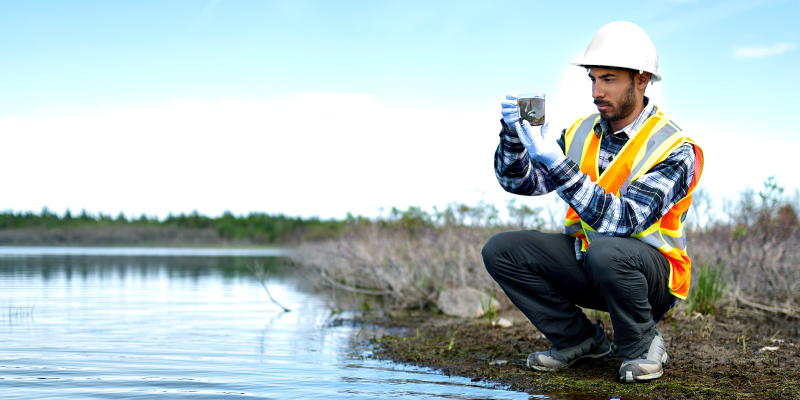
[0, 243, 288, 249]
[366, 308, 800, 399]
[0, 245, 290, 258]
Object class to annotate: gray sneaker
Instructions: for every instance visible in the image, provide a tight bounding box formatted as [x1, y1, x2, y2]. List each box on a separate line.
[527, 323, 613, 371]
[619, 329, 669, 383]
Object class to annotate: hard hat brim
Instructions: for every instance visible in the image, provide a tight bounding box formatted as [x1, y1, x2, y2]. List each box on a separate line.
[571, 62, 661, 82]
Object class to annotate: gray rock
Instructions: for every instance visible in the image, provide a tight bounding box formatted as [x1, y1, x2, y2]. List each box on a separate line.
[437, 287, 499, 318]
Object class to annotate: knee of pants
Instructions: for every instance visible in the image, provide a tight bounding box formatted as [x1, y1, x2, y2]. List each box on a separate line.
[481, 231, 515, 277]
[584, 236, 633, 283]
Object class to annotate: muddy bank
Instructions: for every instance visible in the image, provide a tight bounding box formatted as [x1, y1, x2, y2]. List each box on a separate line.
[367, 309, 800, 399]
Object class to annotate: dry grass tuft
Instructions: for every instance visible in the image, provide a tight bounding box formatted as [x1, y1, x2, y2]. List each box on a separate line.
[289, 202, 528, 311]
[291, 222, 506, 311]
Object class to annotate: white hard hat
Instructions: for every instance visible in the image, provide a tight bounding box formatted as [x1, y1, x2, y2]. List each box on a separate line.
[571, 21, 662, 82]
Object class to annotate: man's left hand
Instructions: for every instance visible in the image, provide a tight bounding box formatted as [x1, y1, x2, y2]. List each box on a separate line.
[516, 121, 566, 170]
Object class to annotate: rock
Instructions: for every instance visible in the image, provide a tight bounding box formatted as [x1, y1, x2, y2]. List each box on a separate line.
[494, 318, 513, 328]
[436, 287, 500, 318]
[488, 359, 507, 366]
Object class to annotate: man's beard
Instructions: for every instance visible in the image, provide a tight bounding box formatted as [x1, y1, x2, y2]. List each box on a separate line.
[595, 79, 637, 122]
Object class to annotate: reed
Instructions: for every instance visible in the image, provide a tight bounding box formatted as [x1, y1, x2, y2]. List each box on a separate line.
[5, 297, 36, 322]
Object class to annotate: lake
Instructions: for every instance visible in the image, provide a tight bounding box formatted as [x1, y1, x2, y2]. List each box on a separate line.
[0, 247, 551, 399]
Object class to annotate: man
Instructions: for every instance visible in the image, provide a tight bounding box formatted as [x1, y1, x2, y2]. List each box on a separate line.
[481, 21, 704, 383]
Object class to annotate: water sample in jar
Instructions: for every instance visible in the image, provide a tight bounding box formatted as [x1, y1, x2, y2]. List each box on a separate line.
[518, 93, 545, 126]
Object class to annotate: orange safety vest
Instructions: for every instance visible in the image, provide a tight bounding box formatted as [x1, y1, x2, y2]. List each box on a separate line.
[563, 111, 704, 299]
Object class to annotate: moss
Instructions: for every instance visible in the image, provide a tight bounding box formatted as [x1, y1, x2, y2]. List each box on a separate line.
[370, 315, 800, 400]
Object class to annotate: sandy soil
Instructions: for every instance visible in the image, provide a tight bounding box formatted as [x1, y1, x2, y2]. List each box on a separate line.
[365, 308, 800, 399]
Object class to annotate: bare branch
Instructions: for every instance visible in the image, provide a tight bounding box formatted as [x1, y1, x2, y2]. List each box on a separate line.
[247, 262, 291, 313]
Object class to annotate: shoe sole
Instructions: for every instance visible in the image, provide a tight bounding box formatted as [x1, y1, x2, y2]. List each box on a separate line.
[528, 346, 613, 372]
[619, 352, 669, 383]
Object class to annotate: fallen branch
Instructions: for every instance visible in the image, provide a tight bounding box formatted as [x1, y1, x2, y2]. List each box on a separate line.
[248, 261, 291, 312]
[291, 259, 394, 296]
[732, 293, 798, 318]
[317, 270, 394, 296]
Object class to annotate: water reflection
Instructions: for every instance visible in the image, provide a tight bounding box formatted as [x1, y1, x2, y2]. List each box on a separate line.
[0, 249, 549, 399]
[0, 246, 289, 257]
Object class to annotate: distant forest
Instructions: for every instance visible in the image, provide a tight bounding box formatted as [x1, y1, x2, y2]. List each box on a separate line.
[0, 207, 356, 246]
[0, 202, 513, 246]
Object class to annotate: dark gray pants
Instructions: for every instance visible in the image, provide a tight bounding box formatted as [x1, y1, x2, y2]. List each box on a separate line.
[481, 230, 674, 358]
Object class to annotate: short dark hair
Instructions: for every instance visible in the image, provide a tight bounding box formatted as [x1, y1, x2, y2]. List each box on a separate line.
[584, 65, 640, 82]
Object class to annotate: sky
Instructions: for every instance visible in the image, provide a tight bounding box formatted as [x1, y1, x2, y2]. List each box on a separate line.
[1, 0, 798, 220]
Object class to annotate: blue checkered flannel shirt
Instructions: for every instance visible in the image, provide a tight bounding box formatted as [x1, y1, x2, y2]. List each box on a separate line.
[494, 97, 696, 259]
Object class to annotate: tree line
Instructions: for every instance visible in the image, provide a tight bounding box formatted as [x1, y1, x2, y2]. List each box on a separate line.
[0, 200, 551, 245]
[0, 207, 351, 244]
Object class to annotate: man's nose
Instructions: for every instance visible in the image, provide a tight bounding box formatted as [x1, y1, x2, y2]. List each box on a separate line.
[592, 84, 603, 99]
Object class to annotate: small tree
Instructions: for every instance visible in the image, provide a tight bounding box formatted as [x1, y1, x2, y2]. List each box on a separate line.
[506, 199, 544, 230]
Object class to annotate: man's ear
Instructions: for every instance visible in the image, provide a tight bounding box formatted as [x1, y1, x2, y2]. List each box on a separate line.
[637, 72, 651, 89]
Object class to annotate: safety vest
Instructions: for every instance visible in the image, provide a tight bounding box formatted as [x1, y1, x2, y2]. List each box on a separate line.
[563, 112, 704, 299]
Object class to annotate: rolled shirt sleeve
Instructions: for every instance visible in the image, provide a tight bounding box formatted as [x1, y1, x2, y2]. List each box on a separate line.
[493, 119, 561, 196]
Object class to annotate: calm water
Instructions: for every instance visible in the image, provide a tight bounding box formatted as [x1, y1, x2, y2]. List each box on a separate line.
[0, 247, 550, 400]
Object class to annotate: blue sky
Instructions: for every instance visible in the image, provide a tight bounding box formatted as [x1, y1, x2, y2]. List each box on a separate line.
[1, 0, 798, 219]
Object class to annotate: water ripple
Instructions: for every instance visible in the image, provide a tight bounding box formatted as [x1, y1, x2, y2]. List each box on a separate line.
[0, 253, 542, 400]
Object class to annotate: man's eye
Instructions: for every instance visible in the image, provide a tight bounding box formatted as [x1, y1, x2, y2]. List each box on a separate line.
[605, 78, 613, 83]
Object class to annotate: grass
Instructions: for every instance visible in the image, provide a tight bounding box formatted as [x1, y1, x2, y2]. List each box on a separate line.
[737, 330, 751, 355]
[689, 263, 727, 316]
[480, 289, 498, 327]
[353, 322, 369, 352]
[766, 350, 775, 373]
[447, 327, 460, 351]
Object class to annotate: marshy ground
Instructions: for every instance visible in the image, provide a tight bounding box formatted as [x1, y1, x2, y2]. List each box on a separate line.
[289, 185, 800, 398]
[364, 308, 800, 399]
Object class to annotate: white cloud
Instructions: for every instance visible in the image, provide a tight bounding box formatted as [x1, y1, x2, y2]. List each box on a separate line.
[1, 93, 517, 219]
[734, 42, 795, 58]
[5, 85, 793, 222]
[681, 117, 800, 202]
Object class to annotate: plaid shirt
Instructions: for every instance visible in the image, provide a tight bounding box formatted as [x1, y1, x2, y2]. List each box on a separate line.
[494, 97, 696, 259]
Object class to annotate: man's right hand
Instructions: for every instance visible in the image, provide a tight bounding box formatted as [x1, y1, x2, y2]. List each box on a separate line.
[501, 93, 520, 132]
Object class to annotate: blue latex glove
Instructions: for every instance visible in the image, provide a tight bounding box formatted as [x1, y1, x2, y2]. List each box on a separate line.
[517, 121, 566, 170]
[500, 93, 520, 132]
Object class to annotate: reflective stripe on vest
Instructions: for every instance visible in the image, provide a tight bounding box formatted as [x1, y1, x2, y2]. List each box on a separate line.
[563, 114, 601, 248]
[565, 114, 601, 166]
[562, 112, 704, 299]
[619, 121, 682, 196]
